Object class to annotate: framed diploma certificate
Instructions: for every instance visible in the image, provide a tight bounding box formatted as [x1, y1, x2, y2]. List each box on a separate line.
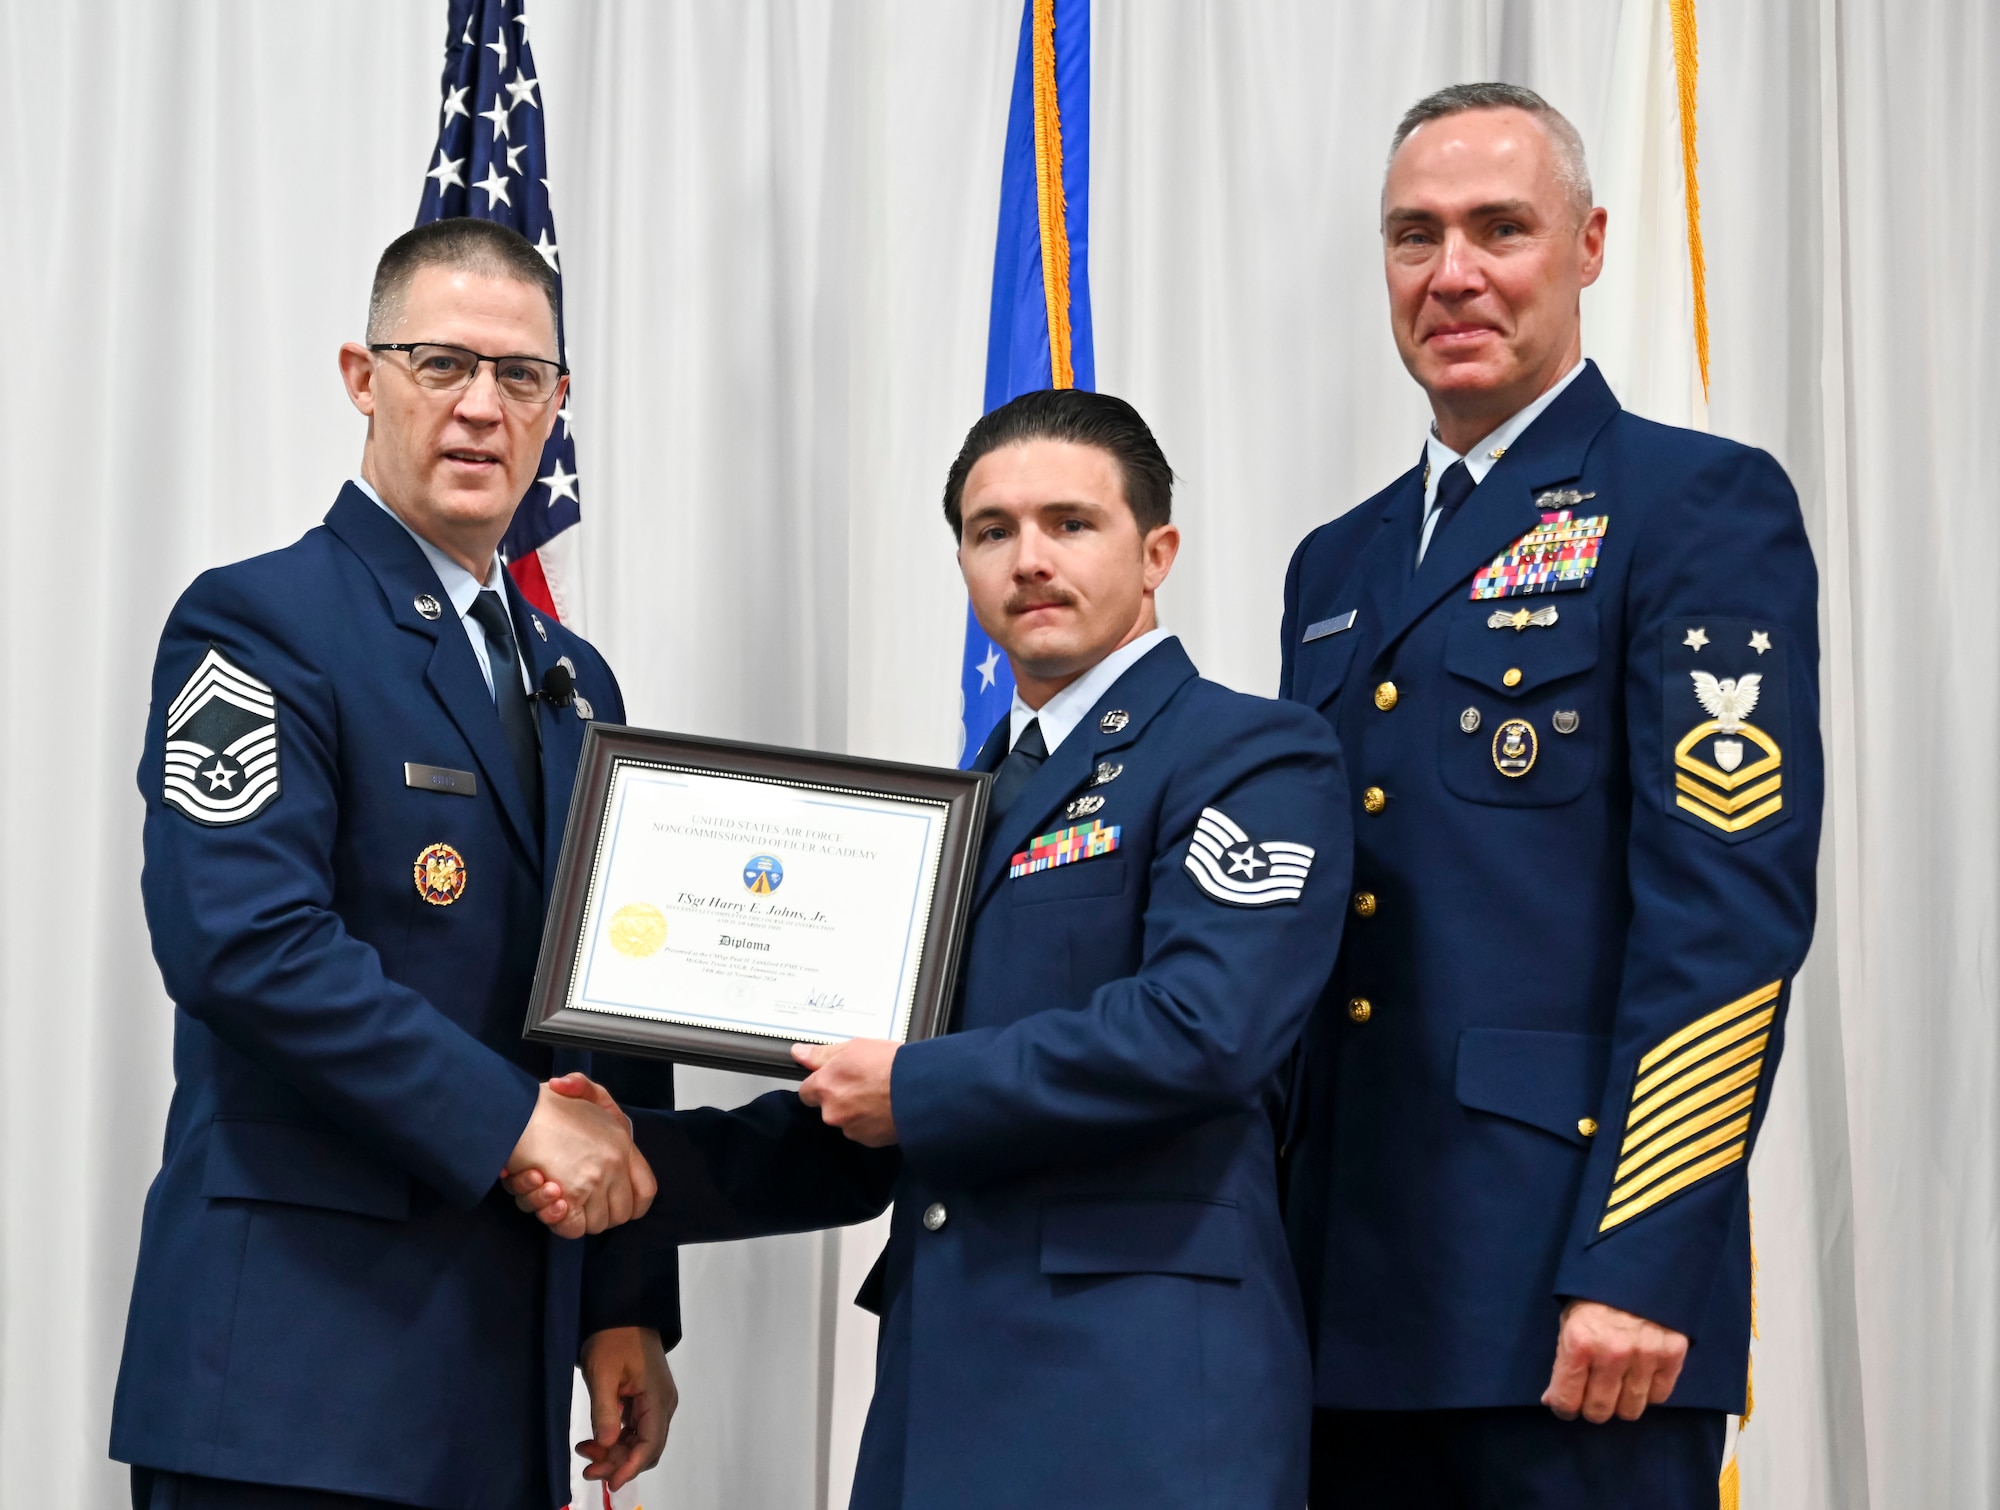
[524, 724, 990, 1076]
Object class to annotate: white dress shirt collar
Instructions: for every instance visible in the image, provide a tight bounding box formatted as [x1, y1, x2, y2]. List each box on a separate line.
[1418, 358, 1588, 561]
[353, 476, 523, 696]
[1007, 627, 1173, 756]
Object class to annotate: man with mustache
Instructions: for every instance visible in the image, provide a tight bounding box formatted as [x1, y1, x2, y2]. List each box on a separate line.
[1279, 85, 1822, 1506]
[113, 219, 673, 1509]
[514, 387, 1353, 1507]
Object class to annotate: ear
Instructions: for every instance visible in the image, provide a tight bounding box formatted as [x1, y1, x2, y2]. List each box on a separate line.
[338, 342, 378, 417]
[1577, 206, 1608, 290]
[1140, 522, 1181, 594]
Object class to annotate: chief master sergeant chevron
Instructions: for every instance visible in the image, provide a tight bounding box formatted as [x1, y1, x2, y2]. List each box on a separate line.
[1279, 86, 1823, 1506]
[111, 219, 678, 1510]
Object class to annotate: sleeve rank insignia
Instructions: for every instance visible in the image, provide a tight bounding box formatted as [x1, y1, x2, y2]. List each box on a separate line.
[1183, 807, 1316, 907]
[1599, 980, 1780, 1233]
[162, 646, 282, 826]
[1469, 511, 1608, 601]
[1666, 619, 1790, 841]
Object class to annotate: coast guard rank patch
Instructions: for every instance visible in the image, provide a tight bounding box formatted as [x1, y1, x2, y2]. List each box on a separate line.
[1183, 807, 1315, 907]
[1664, 618, 1790, 843]
[162, 646, 281, 826]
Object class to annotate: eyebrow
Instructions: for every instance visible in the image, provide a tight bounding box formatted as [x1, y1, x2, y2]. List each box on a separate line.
[1385, 198, 1539, 226]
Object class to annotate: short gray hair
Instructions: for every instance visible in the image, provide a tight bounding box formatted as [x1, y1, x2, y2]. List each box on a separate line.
[366, 218, 561, 346]
[1388, 83, 1593, 221]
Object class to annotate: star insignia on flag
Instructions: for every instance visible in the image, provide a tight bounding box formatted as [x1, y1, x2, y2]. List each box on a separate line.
[426, 149, 465, 191]
[480, 93, 513, 140]
[540, 458, 579, 505]
[533, 228, 560, 271]
[557, 400, 574, 439]
[486, 27, 508, 68]
[474, 161, 513, 208]
[505, 67, 541, 111]
[442, 84, 470, 122]
[977, 645, 1001, 691]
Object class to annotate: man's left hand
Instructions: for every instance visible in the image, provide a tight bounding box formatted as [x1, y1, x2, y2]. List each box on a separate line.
[792, 1039, 899, 1146]
[578, 1326, 676, 1489]
[1542, 1298, 1689, 1423]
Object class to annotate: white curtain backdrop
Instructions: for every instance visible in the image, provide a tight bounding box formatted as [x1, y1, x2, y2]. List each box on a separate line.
[1, 2, 1992, 1507]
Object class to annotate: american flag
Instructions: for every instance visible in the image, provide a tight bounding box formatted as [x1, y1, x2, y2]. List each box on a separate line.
[417, 0, 583, 625]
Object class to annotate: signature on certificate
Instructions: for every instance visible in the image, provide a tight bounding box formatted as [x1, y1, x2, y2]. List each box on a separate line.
[805, 988, 848, 1011]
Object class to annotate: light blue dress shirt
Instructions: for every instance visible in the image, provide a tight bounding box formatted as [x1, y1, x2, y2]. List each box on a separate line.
[1006, 626, 1173, 755]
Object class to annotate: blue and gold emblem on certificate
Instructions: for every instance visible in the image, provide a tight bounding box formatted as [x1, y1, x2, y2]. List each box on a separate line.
[743, 853, 785, 894]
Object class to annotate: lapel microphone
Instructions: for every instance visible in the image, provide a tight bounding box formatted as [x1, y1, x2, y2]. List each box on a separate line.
[537, 664, 575, 708]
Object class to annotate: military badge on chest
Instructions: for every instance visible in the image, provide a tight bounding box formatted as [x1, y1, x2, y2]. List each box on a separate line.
[414, 842, 468, 905]
[1665, 619, 1790, 841]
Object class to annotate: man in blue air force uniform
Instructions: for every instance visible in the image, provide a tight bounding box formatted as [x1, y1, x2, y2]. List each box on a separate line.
[512, 389, 1353, 1508]
[1279, 85, 1822, 1507]
[114, 221, 676, 1510]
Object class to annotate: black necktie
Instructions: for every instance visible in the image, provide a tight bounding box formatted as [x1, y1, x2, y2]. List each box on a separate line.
[985, 718, 1048, 838]
[466, 590, 542, 814]
[1424, 459, 1477, 562]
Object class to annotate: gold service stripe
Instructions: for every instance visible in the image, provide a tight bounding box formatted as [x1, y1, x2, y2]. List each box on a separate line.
[1629, 1030, 1769, 1128]
[1610, 1112, 1753, 1206]
[1601, 1139, 1747, 1232]
[1639, 981, 1782, 1073]
[1634, 1003, 1777, 1099]
[1624, 1058, 1764, 1153]
[1030, 0, 1075, 390]
[1670, 0, 1709, 400]
[1619, 1084, 1759, 1179]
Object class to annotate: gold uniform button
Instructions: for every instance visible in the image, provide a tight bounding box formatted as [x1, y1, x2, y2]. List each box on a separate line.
[1503, 667, 1524, 688]
[1353, 891, 1378, 918]
[1362, 786, 1387, 814]
[1374, 681, 1399, 711]
[1347, 997, 1373, 1024]
[1578, 1118, 1599, 1139]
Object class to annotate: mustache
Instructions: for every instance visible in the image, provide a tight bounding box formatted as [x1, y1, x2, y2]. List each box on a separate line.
[1005, 587, 1078, 615]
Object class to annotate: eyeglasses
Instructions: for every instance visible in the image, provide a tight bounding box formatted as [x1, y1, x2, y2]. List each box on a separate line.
[369, 342, 568, 405]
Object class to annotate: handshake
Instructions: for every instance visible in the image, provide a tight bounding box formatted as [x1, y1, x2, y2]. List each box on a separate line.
[502, 1038, 904, 1238]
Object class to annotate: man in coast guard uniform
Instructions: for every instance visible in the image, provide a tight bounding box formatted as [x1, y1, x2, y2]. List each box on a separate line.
[513, 389, 1353, 1508]
[1279, 87, 1822, 1506]
[113, 221, 674, 1509]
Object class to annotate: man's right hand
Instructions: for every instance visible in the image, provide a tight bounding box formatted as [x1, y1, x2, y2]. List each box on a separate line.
[503, 1076, 657, 1239]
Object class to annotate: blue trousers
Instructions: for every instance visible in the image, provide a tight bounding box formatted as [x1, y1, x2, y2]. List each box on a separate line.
[132, 1468, 427, 1510]
[1309, 1406, 1726, 1510]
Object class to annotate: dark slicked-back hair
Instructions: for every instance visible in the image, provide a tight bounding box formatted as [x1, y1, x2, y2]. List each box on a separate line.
[366, 218, 561, 346]
[942, 388, 1174, 537]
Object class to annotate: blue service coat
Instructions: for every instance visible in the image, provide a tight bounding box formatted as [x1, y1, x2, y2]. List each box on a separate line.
[110, 484, 678, 1510]
[616, 637, 1352, 1508]
[1278, 363, 1822, 1413]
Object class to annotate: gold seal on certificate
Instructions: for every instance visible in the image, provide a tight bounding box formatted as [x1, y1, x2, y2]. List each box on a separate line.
[525, 726, 988, 1076]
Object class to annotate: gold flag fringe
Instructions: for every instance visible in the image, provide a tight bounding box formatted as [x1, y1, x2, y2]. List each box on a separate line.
[1669, 0, 1710, 400]
[1030, 0, 1075, 389]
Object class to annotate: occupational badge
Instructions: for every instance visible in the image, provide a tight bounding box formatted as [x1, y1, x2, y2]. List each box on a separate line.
[162, 646, 282, 827]
[414, 842, 467, 905]
[1552, 709, 1580, 735]
[532, 616, 549, 642]
[1665, 619, 1789, 842]
[1469, 512, 1608, 600]
[1099, 709, 1131, 733]
[573, 695, 594, 720]
[1089, 761, 1124, 787]
[1183, 807, 1316, 908]
[1487, 604, 1560, 632]
[1492, 717, 1538, 777]
[1534, 488, 1597, 510]
[1009, 820, 1121, 879]
[1459, 706, 1482, 734]
[1065, 794, 1106, 820]
[413, 594, 443, 620]
[743, 854, 785, 894]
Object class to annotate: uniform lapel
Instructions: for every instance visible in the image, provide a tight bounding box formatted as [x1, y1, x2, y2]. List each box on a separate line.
[1374, 363, 1623, 662]
[322, 486, 542, 860]
[970, 638, 1198, 912]
[505, 581, 586, 883]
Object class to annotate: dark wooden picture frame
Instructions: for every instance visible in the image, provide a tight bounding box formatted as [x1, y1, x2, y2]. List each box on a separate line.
[524, 723, 990, 1077]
